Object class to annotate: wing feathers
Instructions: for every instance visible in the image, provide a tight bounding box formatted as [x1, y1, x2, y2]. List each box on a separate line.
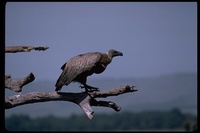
[55, 68, 68, 91]
[55, 52, 102, 91]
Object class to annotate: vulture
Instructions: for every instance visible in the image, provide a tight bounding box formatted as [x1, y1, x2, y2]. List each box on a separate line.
[55, 49, 123, 92]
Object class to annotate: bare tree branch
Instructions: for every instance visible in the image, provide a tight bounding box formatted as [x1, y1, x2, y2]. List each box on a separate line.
[5, 73, 35, 92]
[90, 85, 136, 98]
[5, 46, 49, 53]
[5, 85, 137, 119]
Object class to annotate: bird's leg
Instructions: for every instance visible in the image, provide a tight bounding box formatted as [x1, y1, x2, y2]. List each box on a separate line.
[80, 83, 99, 92]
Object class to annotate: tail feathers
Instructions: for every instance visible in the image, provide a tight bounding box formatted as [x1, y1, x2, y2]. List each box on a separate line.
[55, 82, 63, 92]
[55, 71, 66, 91]
[55, 79, 62, 91]
[55, 67, 77, 91]
[55, 86, 61, 91]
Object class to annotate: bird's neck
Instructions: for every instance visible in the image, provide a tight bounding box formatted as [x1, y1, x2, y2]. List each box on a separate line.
[106, 52, 113, 61]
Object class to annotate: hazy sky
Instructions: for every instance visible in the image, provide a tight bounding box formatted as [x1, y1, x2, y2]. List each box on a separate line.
[5, 2, 197, 81]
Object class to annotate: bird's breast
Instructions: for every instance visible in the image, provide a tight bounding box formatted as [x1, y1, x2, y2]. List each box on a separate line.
[94, 54, 111, 74]
[94, 63, 106, 74]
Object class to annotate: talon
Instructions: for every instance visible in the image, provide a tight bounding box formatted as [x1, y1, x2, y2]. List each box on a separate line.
[80, 83, 100, 92]
[87, 88, 99, 92]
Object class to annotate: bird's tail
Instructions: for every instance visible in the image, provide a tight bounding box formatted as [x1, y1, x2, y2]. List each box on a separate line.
[55, 86, 61, 92]
[55, 70, 67, 91]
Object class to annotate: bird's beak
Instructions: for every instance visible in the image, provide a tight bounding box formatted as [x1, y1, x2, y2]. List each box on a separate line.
[117, 51, 123, 56]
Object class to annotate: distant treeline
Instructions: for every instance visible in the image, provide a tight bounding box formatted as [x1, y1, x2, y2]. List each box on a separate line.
[5, 108, 197, 131]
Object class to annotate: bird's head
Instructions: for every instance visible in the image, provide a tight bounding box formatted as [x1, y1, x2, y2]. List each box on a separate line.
[107, 49, 123, 58]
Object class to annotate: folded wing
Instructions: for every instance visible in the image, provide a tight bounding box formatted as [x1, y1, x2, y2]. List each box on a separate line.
[55, 52, 101, 91]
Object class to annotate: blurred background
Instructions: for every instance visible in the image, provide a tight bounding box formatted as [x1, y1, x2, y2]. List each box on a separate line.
[5, 2, 197, 131]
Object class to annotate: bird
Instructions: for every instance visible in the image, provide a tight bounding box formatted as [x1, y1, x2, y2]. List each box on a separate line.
[55, 49, 123, 92]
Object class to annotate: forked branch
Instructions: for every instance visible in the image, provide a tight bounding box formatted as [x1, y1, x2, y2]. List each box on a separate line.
[5, 85, 137, 119]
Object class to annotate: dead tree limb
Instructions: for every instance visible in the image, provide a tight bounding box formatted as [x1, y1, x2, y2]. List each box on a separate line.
[5, 45, 47, 91]
[5, 46, 49, 53]
[5, 85, 137, 119]
[5, 73, 35, 92]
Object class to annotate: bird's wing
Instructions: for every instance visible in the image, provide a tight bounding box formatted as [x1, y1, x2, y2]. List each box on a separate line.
[55, 52, 102, 89]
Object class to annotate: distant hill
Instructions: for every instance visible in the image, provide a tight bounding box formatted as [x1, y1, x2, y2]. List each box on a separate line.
[5, 72, 197, 118]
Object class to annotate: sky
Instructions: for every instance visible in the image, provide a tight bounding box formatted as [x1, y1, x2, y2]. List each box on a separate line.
[5, 2, 197, 81]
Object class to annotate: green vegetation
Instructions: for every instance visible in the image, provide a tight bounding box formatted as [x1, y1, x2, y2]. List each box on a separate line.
[5, 108, 197, 131]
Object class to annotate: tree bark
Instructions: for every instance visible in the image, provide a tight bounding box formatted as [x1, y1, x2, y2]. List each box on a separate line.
[5, 85, 137, 119]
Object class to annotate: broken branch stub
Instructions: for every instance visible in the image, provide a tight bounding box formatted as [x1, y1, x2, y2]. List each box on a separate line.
[5, 73, 35, 93]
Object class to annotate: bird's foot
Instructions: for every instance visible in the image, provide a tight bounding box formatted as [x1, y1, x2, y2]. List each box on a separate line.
[79, 84, 100, 92]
